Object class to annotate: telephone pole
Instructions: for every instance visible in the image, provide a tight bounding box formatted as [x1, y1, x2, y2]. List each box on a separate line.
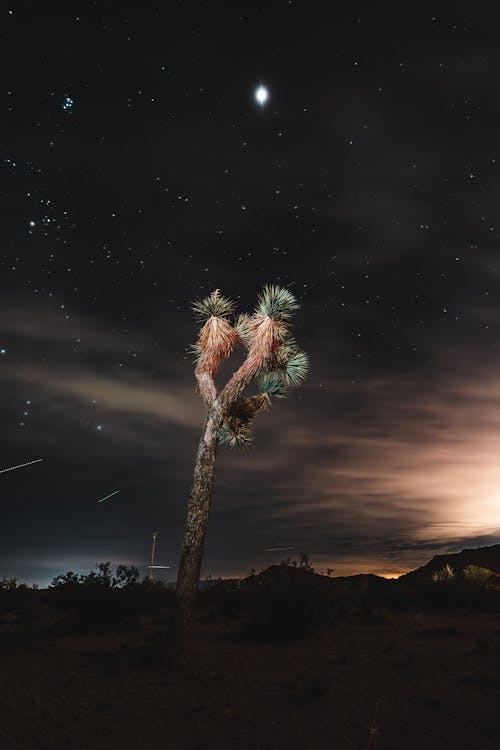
[149, 530, 158, 580]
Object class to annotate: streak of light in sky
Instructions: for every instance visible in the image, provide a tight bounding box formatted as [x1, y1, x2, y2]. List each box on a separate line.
[0, 458, 43, 474]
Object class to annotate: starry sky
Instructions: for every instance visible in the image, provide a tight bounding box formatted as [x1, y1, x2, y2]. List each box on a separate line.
[2, 2, 500, 585]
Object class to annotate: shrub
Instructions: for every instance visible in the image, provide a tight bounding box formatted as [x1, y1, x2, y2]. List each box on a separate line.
[240, 563, 333, 642]
[199, 579, 242, 621]
[463, 565, 493, 586]
[48, 563, 173, 630]
[431, 564, 455, 583]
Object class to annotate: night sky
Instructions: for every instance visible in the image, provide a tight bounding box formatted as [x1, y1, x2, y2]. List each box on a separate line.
[2, 3, 500, 585]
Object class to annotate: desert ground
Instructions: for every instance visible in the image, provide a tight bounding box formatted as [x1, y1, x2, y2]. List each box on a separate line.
[1, 606, 499, 750]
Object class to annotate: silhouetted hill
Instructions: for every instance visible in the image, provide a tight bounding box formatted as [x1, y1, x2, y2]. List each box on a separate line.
[160, 544, 500, 592]
[399, 544, 500, 582]
[331, 572, 395, 589]
[242, 544, 500, 590]
[242, 564, 393, 591]
[243, 564, 326, 589]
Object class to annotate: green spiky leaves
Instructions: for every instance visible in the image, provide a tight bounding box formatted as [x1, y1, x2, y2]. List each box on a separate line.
[234, 313, 253, 348]
[255, 285, 300, 321]
[218, 420, 253, 452]
[257, 349, 308, 402]
[219, 393, 272, 451]
[260, 372, 287, 399]
[280, 350, 309, 386]
[266, 339, 309, 388]
[191, 289, 236, 323]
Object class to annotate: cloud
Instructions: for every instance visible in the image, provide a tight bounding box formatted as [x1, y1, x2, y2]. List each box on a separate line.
[26, 369, 204, 431]
[203, 366, 500, 574]
[1, 298, 204, 432]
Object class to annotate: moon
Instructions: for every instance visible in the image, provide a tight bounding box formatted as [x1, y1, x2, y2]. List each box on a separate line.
[254, 85, 269, 107]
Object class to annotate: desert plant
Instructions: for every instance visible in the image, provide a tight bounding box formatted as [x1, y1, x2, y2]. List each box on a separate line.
[463, 564, 493, 586]
[50, 571, 81, 588]
[175, 285, 308, 647]
[49, 564, 173, 630]
[82, 562, 113, 587]
[431, 564, 455, 583]
[113, 564, 140, 588]
[240, 561, 335, 642]
[0, 577, 27, 591]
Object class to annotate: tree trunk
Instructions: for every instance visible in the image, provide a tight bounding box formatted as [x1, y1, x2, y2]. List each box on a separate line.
[174, 402, 223, 650]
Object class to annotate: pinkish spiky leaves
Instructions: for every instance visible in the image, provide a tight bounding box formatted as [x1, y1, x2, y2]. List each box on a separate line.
[191, 290, 238, 405]
[194, 315, 237, 404]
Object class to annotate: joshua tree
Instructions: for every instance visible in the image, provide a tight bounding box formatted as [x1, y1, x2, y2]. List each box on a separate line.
[175, 284, 308, 645]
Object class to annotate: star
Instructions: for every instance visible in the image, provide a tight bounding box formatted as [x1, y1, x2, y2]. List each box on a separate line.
[62, 95, 74, 113]
[254, 85, 269, 107]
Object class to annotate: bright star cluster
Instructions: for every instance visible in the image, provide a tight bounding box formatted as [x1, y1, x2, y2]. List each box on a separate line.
[62, 95, 74, 113]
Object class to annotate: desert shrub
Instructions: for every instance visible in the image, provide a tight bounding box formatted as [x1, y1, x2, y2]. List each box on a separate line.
[0, 577, 27, 591]
[48, 563, 174, 631]
[199, 579, 243, 621]
[412, 563, 500, 612]
[240, 563, 334, 642]
[463, 565, 493, 586]
[0, 578, 45, 621]
[431, 564, 455, 583]
[0, 587, 53, 651]
[114, 564, 140, 588]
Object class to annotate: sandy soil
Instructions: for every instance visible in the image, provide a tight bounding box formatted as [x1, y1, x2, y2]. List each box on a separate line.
[0, 610, 499, 749]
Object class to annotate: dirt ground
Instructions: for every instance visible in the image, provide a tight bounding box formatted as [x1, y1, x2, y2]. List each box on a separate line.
[0, 610, 499, 749]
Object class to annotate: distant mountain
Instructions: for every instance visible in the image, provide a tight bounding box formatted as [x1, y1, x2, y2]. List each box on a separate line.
[167, 545, 500, 592]
[243, 564, 327, 588]
[399, 544, 500, 581]
[243, 564, 393, 591]
[330, 572, 395, 588]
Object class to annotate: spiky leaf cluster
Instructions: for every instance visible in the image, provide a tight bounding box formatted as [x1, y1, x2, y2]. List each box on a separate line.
[245, 313, 288, 368]
[280, 350, 309, 386]
[431, 564, 455, 583]
[231, 393, 271, 420]
[190, 289, 238, 404]
[218, 421, 253, 452]
[266, 338, 309, 388]
[219, 393, 272, 451]
[191, 289, 235, 323]
[234, 313, 253, 348]
[273, 337, 300, 364]
[255, 285, 300, 321]
[260, 372, 287, 399]
[463, 565, 492, 586]
[191, 316, 237, 370]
